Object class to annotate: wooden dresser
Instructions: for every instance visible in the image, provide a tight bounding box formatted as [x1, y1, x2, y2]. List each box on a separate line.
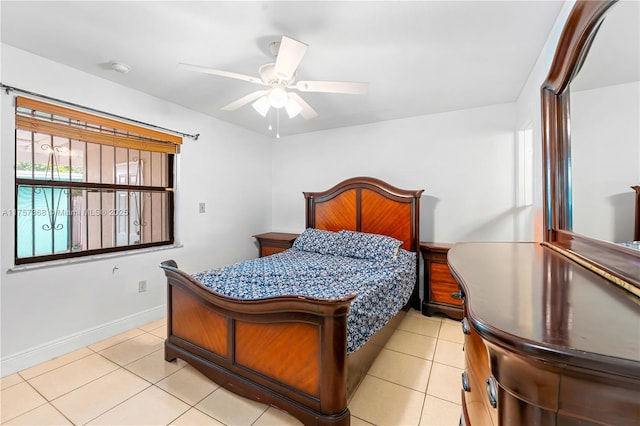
[449, 242, 640, 425]
[420, 243, 462, 319]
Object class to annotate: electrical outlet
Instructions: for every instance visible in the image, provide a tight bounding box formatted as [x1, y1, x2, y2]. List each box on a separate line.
[199, 202, 206, 213]
[138, 280, 147, 293]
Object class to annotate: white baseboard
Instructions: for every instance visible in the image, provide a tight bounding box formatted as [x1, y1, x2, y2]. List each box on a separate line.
[0, 305, 166, 377]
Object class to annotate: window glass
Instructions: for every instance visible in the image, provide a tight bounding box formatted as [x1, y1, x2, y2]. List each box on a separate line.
[14, 97, 178, 264]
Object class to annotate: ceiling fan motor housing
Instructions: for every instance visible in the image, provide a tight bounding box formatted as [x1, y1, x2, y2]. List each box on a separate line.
[259, 62, 295, 85]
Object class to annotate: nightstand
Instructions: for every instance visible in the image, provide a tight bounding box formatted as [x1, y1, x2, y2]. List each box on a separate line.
[420, 242, 463, 320]
[253, 232, 299, 257]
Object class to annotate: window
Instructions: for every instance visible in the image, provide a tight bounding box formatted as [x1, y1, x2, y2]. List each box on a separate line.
[14, 97, 180, 264]
[517, 124, 533, 207]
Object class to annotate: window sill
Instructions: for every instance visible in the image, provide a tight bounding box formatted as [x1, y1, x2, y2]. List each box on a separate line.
[7, 244, 184, 273]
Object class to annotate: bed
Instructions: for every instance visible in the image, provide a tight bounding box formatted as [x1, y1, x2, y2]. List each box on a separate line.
[160, 176, 423, 425]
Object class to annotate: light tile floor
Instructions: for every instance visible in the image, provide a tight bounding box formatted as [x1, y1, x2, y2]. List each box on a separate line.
[0, 310, 463, 426]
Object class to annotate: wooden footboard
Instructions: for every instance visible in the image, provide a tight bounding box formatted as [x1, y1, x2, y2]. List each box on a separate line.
[161, 260, 355, 425]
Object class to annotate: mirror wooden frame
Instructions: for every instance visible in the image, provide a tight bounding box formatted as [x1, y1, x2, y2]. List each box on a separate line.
[541, 0, 640, 289]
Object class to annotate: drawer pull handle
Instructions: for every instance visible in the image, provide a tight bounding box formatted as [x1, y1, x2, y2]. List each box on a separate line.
[451, 290, 464, 300]
[461, 318, 471, 335]
[486, 377, 498, 408]
[461, 371, 471, 392]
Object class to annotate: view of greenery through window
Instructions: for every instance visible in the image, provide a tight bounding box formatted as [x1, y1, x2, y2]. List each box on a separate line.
[14, 97, 177, 264]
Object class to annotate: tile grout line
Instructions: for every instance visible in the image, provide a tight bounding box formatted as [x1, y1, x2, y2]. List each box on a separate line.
[381, 345, 436, 362]
[82, 381, 154, 425]
[17, 349, 96, 383]
[154, 366, 220, 410]
[247, 404, 271, 426]
[76, 330, 173, 424]
[26, 352, 120, 401]
[8, 329, 157, 424]
[0, 380, 49, 424]
[416, 344, 437, 424]
[418, 340, 440, 425]
[13, 327, 150, 384]
[85, 327, 148, 353]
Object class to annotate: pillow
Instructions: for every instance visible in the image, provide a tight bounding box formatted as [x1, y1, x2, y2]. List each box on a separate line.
[338, 230, 402, 260]
[292, 228, 343, 255]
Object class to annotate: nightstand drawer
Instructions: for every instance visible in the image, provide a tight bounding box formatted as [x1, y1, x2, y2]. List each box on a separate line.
[253, 232, 299, 258]
[261, 245, 288, 257]
[430, 263, 463, 306]
[420, 242, 462, 319]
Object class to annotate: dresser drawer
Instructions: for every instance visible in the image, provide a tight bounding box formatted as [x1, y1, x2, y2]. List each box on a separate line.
[463, 317, 497, 426]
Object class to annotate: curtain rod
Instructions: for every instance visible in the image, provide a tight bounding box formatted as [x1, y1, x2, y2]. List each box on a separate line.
[1, 83, 200, 140]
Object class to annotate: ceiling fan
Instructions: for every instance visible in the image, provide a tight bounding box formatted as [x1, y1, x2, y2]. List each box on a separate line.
[179, 36, 369, 121]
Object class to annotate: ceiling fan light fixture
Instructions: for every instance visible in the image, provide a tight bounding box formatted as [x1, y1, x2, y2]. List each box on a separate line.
[268, 87, 288, 109]
[252, 96, 271, 117]
[285, 96, 302, 118]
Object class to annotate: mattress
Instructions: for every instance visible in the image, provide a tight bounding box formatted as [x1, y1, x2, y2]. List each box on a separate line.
[192, 248, 416, 353]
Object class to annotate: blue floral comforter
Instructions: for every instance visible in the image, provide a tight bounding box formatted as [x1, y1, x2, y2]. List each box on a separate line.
[192, 248, 416, 353]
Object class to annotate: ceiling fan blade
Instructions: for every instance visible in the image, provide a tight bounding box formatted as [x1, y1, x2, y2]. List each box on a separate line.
[294, 80, 369, 95]
[288, 92, 318, 119]
[274, 36, 308, 81]
[221, 90, 268, 111]
[178, 62, 267, 86]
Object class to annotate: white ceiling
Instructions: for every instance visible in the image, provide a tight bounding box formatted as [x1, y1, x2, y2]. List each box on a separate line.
[0, 1, 566, 137]
[570, 0, 640, 92]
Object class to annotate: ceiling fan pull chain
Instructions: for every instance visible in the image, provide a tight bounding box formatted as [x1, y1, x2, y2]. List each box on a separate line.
[268, 109, 273, 131]
[276, 109, 280, 138]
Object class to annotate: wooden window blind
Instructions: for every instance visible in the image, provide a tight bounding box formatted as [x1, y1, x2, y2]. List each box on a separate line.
[15, 96, 182, 153]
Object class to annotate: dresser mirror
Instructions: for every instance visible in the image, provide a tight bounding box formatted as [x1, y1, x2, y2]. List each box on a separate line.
[569, 0, 639, 246]
[541, 0, 640, 289]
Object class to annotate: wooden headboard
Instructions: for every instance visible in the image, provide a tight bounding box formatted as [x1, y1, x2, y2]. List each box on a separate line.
[304, 177, 424, 252]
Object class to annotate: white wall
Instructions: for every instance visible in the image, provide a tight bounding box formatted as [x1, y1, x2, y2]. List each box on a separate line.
[514, 0, 575, 241]
[271, 103, 522, 243]
[270, 1, 579, 246]
[0, 45, 272, 374]
[571, 81, 640, 242]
